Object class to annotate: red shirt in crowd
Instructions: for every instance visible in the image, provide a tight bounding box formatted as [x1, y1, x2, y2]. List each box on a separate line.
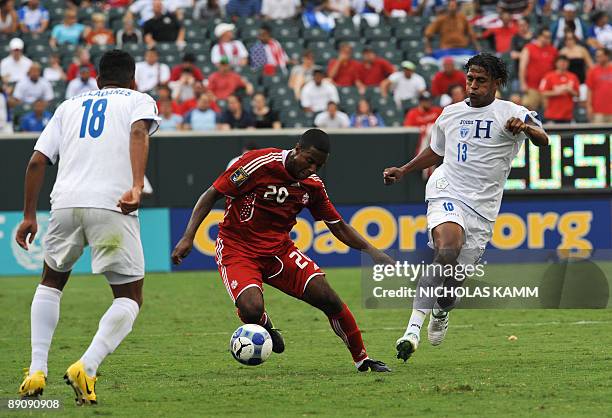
[431, 69, 466, 97]
[207, 71, 246, 100]
[179, 97, 221, 115]
[170, 64, 205, 82]
[66, 63, 97, 81]
[481, 23, 518, 53]
[356, 57, 395, 86]
[585, 64, 612, 115]
[327, 59, 361, 86]
[384, 0, 411, 14]
[524, 42, 558, 89]
[539, 70, 579, 121]
[403, 106, 443, 127]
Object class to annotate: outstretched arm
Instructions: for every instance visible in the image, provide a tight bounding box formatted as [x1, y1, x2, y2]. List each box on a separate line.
[171, 185, 225, 264]
[383, 146, 443, 185]
[16, 151, 49, 250]
[326, 220, 394, 265]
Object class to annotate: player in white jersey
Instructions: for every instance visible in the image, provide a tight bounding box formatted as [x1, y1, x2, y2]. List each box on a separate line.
[15, 50, 160, 404]
[383, 54, 549, 362]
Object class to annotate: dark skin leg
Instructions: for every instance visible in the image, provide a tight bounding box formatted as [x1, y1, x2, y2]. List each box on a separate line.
[302, 275, 344, 316]
[111, 279, 144, 307]
[431, 222, 464, 309]
[235, 287, 265, 323]
[40, 262, 70, 290]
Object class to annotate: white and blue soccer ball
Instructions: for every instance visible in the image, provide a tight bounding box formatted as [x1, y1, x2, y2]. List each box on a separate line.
[230, 324, 273, 366]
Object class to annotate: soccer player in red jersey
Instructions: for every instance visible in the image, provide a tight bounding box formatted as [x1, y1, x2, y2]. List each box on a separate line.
[172, 129, 393, 372]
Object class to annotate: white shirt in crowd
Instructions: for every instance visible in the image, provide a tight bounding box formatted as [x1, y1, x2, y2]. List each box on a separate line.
[34, 88, 161, 214]
[261, 0, 300, 19]
[211, 41, 248, 66]
[13, 77, 54, 104]
[314, 110, 350, 128]
[0, 92, 12, 133]
[300, 81, 339, 113]
[135, 61, 171, 93]
[426, 99, 540, 221]
[43, 67, 64, 83]
[0, 54, 33, 83]
[66, 77, 99, 99]
[387, 71, 426, 107]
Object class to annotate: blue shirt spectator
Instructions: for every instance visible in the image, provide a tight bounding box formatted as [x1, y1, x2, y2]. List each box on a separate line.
[18, 0, 49, 33]
[19, 107, 51, 132]
[50, 10, 86, 47]
[226, 0, 261, 18]
[184, 108, 216, 131]
[350, 99, 385, 127]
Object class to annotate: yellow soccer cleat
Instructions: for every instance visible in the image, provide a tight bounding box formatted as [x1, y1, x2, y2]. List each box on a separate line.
[63, 361, 97, 405]
[18, 369, 46, 398]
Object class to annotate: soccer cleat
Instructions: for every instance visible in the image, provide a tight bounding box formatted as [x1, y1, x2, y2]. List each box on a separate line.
[396, 333, 419, 362]
[262, 319, 285, 354]
[63, 361, 97, 405]
[428, 311, 450, 346]
[18, 369, 46, 398]
[357, 358, 392, 372]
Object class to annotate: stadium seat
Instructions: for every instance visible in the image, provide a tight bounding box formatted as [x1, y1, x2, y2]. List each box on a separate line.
[334, 25, 359, 42]
[185, 27, 208, 42]
[401, 98, 418, 114]
[302, 27, 328, 42]
[273, 25, 300, 41]
[239, 24, 261, 42]
[393, 25, 421, 41]
[121, 43, 146, 56]
[263, 74, 289, 88]
[379, 105, 403, 126]
[363, 26, 392, 41]
[283, 41, 304, 61]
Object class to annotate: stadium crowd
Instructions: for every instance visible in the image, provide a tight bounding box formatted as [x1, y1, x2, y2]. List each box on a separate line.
[0, 0, 611, 133]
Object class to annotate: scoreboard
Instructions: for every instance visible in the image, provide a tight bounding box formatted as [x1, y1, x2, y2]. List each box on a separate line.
[506, 127, 612, 192]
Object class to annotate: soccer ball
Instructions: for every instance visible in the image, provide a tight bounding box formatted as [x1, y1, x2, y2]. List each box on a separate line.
[230, 324, 273, 366]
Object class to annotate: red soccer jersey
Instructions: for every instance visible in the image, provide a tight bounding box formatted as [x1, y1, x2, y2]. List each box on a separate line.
[585, 64, 612, 115]
[403, 106, 442, 127]
[430, 70, 466, 97]
[539, 70, 579, 121]
[356, 58, 395, 86]
[525, 42, 558, 89]
[327, 59, 361, 86]
[213, 148, 342, 256]
[481, 23, 518, 53]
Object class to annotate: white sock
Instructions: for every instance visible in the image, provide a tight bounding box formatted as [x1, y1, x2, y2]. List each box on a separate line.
[30, 284, 63, 376]
[405, 309, 428, 338]
[81, 298, 139, 377]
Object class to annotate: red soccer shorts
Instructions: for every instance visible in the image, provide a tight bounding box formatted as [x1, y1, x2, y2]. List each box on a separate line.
[214, 237, 325, 303]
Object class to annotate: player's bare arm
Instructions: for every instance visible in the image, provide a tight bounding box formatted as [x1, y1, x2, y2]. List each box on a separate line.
[117, 119, 152, 215]
[383, 146, 443, 185]
[326, 220, 394, 265]
[16, 151, 51, 250]
[505, 117, 549, 147]
[171, 185, 224, 264]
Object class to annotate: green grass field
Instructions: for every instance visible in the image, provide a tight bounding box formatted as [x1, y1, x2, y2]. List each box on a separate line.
[1, 268, 611, 417]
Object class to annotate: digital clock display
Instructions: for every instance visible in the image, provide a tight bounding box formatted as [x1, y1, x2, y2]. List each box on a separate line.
[506, 129, 612, 191]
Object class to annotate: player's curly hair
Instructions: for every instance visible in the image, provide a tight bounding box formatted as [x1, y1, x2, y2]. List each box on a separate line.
[464, 53, 509, 87]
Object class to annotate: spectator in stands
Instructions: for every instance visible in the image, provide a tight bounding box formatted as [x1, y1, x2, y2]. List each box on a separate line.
[383, 0, 412, 17]
[226, 0, 261, 20]
[156, 85, 183, 115]
[251, 93, 281, 129]
[170, 53, 204, 82]
[194, 0, 225, 19]
[0, 0, 17, 34]
[351, 0, 384, 27]
[356, 47, 395, 93]
[314, 101, 350, 128]
[85, 13, 115, 46]
[107, 0, 131, 8]
[431, 57, 466, 99]
[424, 0, 480, 56]
[510, 18, 533, 78]
[586, 47, 612, 123]
[380, 60, 426, 108]
[0, 38, 32, 83]
[43, 54, 66, 83]
[158, 98, 183, 131]
[211, 23, 249, 68]
[183, 94, 217, 130]
[19, 99, 50, 132]
[551, 3, 587, 47]
[350, 99, 385, 127]
[116, 15, 143, 48]
[135, 47, 171, 93]
[17, 0, 48, 34]
[498, 0, 534, 16]
[10, 63, 53, 105]
[326, 0, 351, 18]
[0, 82, 11, 133]
[539, 55, 579, 123]
[208, 57, 254, 100]
[129, 0, 184, 24]
[327, 43, 361, 87]
[65, 65, 98, 98]
[300, 67, 340, 112]
[179, 81, 221, 115]
[587, 11, 612, 50]
[169, 67, 197, 102]
[403, 91, 442, 127]
[519, 27, 557, 110]
[289, 50, 315, 99]
[0, 1, 12, 31]
[560, 31, 593, 85]
[50, 9, 88, 47]
[480, 11, 517, 54]
[250, 25, 289, 75]
[261, 0, 300, 19]
[67, 47, 97, 82]
[143, 0, 185, 48]
[218, 94, 256, 130]
[447, 83, 466, 105]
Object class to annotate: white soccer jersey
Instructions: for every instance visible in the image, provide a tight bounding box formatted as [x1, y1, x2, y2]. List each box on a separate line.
[34, 88, 160, 214]
[426, 99, 541, 221]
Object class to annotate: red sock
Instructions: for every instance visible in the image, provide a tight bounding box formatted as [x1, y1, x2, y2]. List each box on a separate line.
[236, 309, 268, 326]
[327, 304, 368, 363]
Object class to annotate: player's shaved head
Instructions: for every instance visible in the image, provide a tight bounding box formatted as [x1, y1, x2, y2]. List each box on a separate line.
[97, 49, 136, 90]
[298, 128, 330, 154]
